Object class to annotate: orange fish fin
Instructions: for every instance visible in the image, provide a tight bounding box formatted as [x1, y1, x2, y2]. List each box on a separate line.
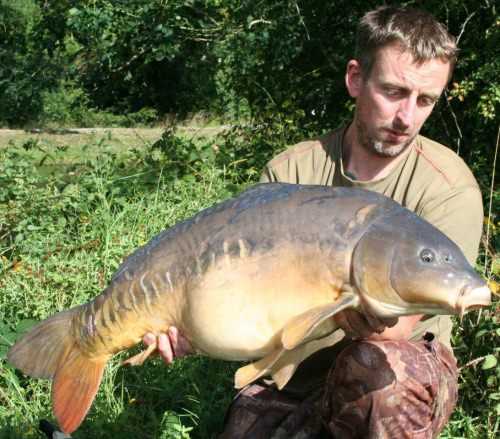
[52, 349, 107, 435]
[234, 348, 284, 389]
[281, 292, 359, 350]
[7, 309, 76, 379]
[122, 340, 158, 366]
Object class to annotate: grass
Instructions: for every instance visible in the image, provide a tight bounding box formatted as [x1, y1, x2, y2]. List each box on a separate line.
[0, 126, 225, 163]
[0, 129, 498, 438]
[0, 130, 241, 438]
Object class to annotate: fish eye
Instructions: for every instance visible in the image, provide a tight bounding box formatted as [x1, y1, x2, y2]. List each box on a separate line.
[419, 249, 435, 263]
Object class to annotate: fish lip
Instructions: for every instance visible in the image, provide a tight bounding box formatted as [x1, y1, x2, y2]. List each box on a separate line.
[456, 285, 491, 316]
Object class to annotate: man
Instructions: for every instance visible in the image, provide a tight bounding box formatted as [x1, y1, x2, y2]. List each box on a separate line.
[145, 5, 483, 438]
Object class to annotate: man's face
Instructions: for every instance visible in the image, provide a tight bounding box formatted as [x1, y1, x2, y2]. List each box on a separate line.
[346, 44, 451, 157]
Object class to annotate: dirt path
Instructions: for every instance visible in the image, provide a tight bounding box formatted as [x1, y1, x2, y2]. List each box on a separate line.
[0, 126, 227, 149]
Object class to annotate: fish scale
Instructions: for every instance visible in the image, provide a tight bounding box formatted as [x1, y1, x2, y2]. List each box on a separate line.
[8, 182, 491, 435]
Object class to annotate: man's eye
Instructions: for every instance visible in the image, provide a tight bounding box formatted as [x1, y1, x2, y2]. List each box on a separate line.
[386, 89, 399, 96]
[418, 96, 436, 106]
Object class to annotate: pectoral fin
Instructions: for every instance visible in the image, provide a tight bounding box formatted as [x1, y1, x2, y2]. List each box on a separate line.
[234, 348, 285, 389]
[282, 292, 359, 350]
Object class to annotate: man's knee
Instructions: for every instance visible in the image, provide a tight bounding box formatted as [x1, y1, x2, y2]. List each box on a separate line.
[320, 336, 458, 439]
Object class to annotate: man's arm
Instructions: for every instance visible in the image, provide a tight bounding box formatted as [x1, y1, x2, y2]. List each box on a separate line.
[335, 308, 421, 341]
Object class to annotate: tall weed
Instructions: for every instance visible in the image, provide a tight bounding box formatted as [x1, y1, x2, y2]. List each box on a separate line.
[0, 132, 497, 438]
[0, 137, 242, 438]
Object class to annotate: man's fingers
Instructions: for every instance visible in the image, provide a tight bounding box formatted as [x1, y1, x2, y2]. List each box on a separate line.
[335, 311, 370, 339]
[143, 332, 157, 346]
[178, 333, 197, 356]
[168, 326, 185, 359]
[168, 326, 196, 358]
[335, 310, 384, 339]
[142, 328, 195, 365]
[158, 333, 174, 364]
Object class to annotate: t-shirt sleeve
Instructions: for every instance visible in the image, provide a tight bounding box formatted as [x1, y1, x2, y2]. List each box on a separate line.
[259, 165, 279, 183]
[259, 158, 300, 183]
[418, 185, 483, 265]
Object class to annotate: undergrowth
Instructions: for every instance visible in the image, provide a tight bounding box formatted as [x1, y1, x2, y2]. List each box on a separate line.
[0, 131, 498, 438]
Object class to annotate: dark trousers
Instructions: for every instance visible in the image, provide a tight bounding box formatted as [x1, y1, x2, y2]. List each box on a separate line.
[221, 335, 458, 439]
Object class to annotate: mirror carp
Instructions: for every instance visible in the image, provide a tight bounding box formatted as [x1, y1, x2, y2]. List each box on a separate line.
[8, 183, 491, 434]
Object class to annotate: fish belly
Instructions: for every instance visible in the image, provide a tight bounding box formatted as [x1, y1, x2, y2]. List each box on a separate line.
[181, 248, 341, 361]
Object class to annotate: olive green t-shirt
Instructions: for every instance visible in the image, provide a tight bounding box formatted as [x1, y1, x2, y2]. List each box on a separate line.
[259, 125, 483, 395]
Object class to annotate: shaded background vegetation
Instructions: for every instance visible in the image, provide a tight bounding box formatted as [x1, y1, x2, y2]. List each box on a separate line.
[0, 0, 498, 438]
[1, 0, 497, 152]
[0, 0, 498, 231]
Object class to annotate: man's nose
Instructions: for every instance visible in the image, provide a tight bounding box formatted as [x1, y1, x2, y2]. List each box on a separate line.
[395, 98, 416, 128]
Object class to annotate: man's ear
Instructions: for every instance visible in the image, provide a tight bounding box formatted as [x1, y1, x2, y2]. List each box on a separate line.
[345, 60, 363, 98]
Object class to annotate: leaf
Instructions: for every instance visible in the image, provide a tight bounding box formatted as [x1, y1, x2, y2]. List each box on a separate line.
[475, 329, 488, 339]
[488, 279, 499, 294]
[16, 319, 36, 334]
[154, 52, 165, 62]
[0, 332, 17, 345]
[482, 355, 498, 370]
[57, 216, 67, 228]
[491, 257, 500, 275]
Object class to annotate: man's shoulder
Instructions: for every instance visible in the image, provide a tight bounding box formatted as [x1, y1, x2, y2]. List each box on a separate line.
[267, 127, 343, 170]
[414, 135, 479, 189]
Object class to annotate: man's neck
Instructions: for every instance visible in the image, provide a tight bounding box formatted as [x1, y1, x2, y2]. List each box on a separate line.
[342, 123, 413, 182]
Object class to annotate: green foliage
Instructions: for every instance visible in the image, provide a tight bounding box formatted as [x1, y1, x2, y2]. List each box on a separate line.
[447, 303, 500, 438]
[0, 136, 243, 438]
[37, 80, 159, 128]
[0, 0, 498, 436]
[64, 0, 220, 116]
[0, 0, 497, 176]
[0, 131, 498, 438]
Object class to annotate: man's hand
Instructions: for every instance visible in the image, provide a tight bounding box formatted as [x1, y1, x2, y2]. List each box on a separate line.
[334, 310, 422, 341]
[143, 312, 422, 366]
[143, 327, 196, 365]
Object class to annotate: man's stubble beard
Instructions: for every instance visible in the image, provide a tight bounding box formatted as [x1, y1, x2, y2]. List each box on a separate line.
[356, 118, 417, 158]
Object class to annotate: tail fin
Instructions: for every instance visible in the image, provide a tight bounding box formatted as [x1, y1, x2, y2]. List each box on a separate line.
[8, 310, 76, 379]
[7, 309, 108, 435]
[52, 347, 107, 434]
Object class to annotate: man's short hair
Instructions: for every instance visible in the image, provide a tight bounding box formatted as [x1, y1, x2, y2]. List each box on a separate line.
[355, 5, 458, 80]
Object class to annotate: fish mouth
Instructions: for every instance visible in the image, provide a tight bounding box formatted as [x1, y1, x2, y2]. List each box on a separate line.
[456, 285, 491, 316]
